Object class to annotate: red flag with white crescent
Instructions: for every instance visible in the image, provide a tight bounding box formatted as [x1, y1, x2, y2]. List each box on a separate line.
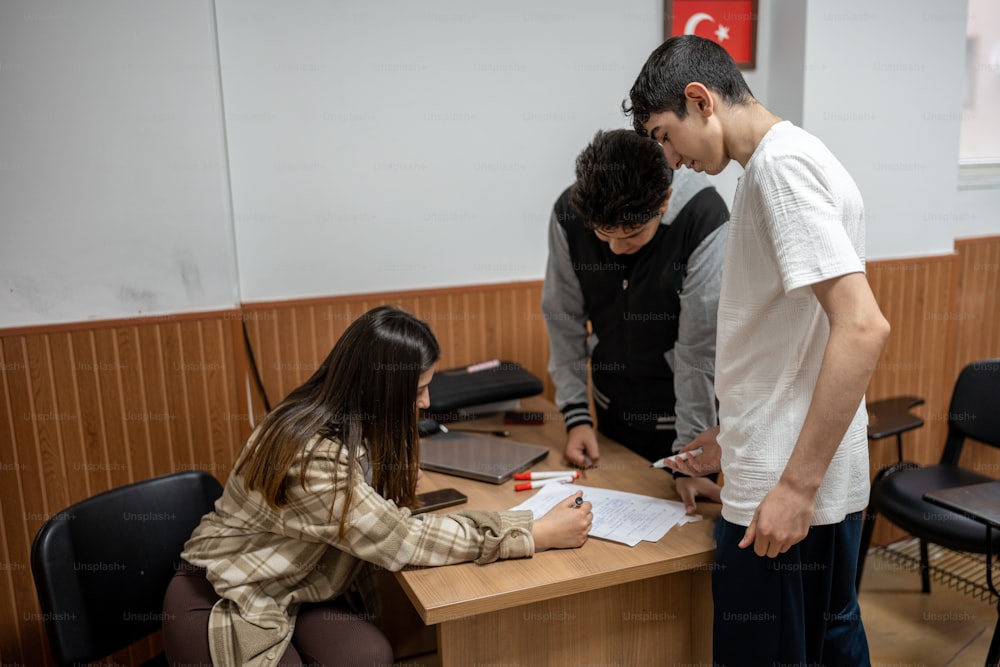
[670, 0, 756, 66]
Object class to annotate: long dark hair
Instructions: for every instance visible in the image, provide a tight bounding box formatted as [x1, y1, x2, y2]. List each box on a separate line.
[235, 305, 440, 534]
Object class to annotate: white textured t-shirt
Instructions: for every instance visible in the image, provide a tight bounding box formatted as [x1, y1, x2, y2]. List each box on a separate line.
[716, 121, 870, 527]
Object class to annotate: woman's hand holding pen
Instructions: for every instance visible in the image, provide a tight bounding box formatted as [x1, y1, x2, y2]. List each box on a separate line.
[532, 491, 593, 550]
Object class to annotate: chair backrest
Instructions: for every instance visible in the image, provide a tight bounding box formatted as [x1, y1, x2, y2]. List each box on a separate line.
[941, 359, 1000, 464]
[30, 470, 223, 667]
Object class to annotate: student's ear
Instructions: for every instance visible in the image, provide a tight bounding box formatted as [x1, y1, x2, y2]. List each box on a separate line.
[659, 186, 673, 214]
[684, 83, 714, 117]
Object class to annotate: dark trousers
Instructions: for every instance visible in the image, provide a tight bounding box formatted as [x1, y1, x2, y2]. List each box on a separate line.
[162, 563, 394, 667]
[712, 512, 871, 667]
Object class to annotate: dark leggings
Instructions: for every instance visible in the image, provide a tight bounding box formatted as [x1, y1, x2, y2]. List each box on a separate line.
[162, 564, 394, 667]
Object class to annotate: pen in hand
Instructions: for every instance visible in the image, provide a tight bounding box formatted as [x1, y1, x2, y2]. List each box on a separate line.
[573, 496, 584, 509]
[651, 446, 704, 469]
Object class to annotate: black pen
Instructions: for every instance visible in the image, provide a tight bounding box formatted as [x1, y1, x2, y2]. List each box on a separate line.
[451, 427, 511, 437]
[573, 496, 584, 509]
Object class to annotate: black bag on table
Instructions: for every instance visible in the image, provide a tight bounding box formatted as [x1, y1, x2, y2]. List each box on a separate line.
[426, 360, 543, 420]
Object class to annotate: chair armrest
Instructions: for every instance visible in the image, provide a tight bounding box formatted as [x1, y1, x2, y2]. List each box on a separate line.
[867, 395, 925, 440]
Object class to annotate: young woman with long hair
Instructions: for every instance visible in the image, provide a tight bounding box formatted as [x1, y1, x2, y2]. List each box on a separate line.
[162, 305, 592, 666]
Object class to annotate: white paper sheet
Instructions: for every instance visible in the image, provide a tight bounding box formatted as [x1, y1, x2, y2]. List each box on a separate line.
[509, 483, 701, 547]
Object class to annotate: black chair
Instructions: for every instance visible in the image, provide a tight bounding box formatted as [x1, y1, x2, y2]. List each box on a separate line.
[31, 470, 223, 667]
[857, 359, 1000, 592]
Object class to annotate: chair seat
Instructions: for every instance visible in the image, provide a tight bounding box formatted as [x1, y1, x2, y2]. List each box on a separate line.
[873, 465, 1000, 553]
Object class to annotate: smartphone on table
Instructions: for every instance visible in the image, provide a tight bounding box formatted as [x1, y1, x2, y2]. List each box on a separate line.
[503, 411, 545, 425]
[412, 488, 468, 514]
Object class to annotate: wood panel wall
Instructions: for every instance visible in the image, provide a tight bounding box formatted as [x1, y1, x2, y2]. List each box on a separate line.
[952, 237, 1000, 479]
[866, 255, 958, 466]
[0, 313, 247, 666]
[241, 282, 553, 419]
[1, 238, 997, 665]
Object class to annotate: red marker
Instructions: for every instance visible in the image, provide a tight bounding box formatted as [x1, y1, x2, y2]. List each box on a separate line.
[514, 475, 576, 491]
[513, 470, 580, 481]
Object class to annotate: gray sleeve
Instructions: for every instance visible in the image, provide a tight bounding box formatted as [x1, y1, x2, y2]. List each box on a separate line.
[541, 210, 591, 416]
[668, 222, 728, 451]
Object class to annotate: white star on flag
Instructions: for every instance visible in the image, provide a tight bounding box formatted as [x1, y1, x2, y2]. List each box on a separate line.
[715, 24, 730, 42]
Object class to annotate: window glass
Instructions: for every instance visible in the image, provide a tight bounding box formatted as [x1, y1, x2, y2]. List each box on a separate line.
[961, 0, 1000, 163]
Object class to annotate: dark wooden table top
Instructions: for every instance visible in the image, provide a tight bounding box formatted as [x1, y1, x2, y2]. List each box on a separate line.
[924, 481, 1000, 530]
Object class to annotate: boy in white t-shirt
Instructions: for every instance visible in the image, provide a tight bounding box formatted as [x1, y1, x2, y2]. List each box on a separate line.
[625, 35, 890, 666]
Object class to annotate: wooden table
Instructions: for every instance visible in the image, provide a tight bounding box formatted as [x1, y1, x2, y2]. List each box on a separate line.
[397, 397, 719, 666]
[924, 481, 1000, 667]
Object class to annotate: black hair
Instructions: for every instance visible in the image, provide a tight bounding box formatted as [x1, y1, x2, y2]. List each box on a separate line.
[571, 129, 673, 233]
[624, 35, 754, 135]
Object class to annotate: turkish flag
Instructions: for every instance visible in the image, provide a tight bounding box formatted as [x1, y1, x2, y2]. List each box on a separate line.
[669, 0, 757, 67]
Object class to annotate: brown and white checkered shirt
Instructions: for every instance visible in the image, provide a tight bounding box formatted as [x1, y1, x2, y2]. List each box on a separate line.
[181, 435, 534, 666]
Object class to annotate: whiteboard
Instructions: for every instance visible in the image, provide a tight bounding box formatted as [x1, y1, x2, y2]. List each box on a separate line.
[0, 0, 238, 328]
[214, 0, 663, 302]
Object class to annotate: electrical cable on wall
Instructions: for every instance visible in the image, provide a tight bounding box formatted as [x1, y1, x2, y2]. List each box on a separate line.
[241, 318, 271, 413]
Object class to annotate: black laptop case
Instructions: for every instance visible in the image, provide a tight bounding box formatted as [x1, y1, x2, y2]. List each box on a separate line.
[426, 360, 543, 416]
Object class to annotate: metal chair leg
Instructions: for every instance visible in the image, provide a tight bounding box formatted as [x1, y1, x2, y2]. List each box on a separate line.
[919, 538, 931, 594]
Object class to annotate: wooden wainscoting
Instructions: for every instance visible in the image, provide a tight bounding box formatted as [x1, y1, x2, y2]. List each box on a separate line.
[952, 237, 1000, 480]
[0, 312, 247, 666]
[240, 281, 554, 422]
[954, 236, 1000, 373]
[866, 254, 959, 466]
[865, 254, 959, 545]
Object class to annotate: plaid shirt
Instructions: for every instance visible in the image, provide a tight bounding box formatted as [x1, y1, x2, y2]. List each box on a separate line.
[181, 435, 534, 666]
